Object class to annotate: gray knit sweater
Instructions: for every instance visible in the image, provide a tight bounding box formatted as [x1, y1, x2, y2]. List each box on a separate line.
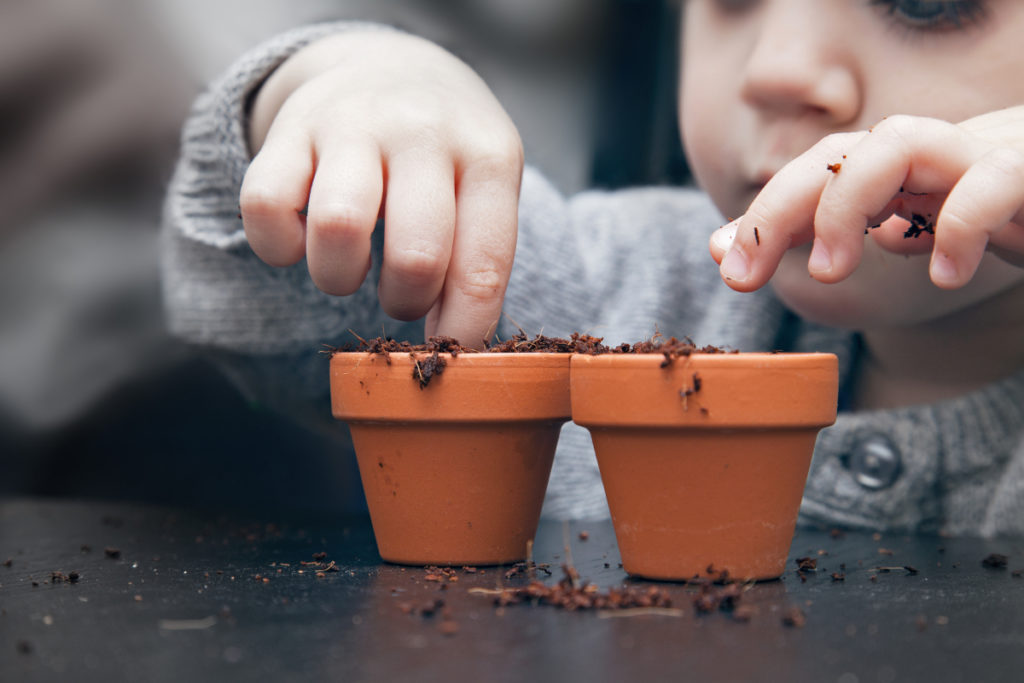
[162, 22, 1024, 536]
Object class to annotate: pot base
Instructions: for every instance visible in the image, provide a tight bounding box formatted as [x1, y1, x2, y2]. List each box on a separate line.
[591, 427, 818, 581]
[351, 421, 561, 566]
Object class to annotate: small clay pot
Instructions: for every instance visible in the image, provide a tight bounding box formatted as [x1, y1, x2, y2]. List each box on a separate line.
[570, 352, 838, 581]
[330, 352, 570, 565]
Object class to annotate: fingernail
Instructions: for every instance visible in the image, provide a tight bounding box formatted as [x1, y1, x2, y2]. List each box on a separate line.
[720, 246, 750, 282]
[808, 239, 833, 274]
[711, 223, 738, 252]
[930, 252, 959, 286]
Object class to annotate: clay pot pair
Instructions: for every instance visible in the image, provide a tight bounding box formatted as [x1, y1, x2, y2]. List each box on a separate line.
[330, 349, 837, 580]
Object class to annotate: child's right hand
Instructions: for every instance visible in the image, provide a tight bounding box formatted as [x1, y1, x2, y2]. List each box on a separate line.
[239, 31, 524, 348]
[709, 107, 1024, 293]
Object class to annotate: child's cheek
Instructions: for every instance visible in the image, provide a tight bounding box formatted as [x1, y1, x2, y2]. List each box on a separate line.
[769, 246, 877, 328]
[680, 97, 735, 217]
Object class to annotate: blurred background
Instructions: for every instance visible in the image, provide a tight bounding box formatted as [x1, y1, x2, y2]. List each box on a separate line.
[0, 0, 689, 514]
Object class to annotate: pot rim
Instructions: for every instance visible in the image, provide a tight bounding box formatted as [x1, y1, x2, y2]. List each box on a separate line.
[331, 351, 573, 365]
[330, 351, 572, 423]
[570, 351, 839, 428]
[570, 350, 836, 364]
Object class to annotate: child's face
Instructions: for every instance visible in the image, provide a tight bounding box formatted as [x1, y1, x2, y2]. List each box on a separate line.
[679, 0, 1024, 329]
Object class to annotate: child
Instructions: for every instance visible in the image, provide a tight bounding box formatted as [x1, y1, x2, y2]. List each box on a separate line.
[162, 1, 1024, 534]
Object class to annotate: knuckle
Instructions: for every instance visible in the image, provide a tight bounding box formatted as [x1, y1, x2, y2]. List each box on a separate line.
[465, 129, 525, 181]
[984, 147, 1024, 180]
[455, 262, 506, 303]
[941, 195, 1001, 240]
[307, 205, 371, 242]
[741, 202, 779, 240]
[871, 114, 916, 137]
[385, 92, 448, 135]
[814, 131, 859, 157]
[240, 184, 293, 222]
[868, 115, 924, 151]
[389, 242, 448, 284]
[937, 205, 976, 237]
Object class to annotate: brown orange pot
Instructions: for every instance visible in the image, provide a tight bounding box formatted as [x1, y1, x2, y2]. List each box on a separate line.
[330, 352, 570, 565]
[570, 352, 838, 581]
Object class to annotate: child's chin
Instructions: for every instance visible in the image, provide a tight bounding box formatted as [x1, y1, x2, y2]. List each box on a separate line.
[768, 243, 955, 330]
[768, 255, 928, 331]
[771, 278, 880, 331]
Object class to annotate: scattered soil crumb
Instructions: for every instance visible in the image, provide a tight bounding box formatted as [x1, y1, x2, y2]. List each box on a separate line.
[478, 565, 673, 611]
[50, 571, 79, 584]
[782, 607, 806, 628]
[795, 557, 817, 571]
[982, 553, 1009, 569]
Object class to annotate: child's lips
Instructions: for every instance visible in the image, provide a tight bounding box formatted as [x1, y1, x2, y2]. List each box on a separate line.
[748, 166, 779, 188]
[738, 164, 781, 206]
[738, 176, 772, 211]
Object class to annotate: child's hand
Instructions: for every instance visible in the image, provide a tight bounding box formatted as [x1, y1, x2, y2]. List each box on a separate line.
[709, 106, 1024, 292]
[240, 31, 523, 347]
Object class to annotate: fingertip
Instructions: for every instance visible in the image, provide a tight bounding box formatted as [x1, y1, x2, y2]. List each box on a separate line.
[719, 245, 751, 285]
[807, 238, 833, 277]
[431, 263, 510, 349]
[808, 235, 866, 283]
[929, 251, 962, 289]
[239, 186, 308, 267]
[431, 306, 503, 350]
[710, 220, 739, 262]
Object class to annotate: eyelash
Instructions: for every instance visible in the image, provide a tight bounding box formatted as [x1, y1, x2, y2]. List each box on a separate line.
[869, 0, 988, 32]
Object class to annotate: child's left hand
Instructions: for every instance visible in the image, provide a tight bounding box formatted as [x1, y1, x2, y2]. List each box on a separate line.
[710, 106, 1024, 291]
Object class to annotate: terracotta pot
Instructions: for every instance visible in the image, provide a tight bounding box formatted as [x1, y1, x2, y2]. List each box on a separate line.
[570, 352, 838, 581]
[330, 352, 570, 565]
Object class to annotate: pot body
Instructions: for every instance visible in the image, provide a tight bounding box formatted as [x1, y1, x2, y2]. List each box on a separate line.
[331, 352, 570, 565]
[571, 352, 838, 581]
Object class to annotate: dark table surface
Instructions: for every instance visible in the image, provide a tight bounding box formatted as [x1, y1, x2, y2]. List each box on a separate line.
[2, 498, 1023, 683]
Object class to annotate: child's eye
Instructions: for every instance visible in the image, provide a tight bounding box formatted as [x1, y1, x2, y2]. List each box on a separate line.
[711, 0, 760, 14]
[870, 0, 987, 31]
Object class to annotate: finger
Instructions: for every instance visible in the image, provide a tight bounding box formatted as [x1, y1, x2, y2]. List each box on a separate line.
[427, 158, 520, 348]
[719, 132, 863, 291]
[240, 127, 314, 267]
[377, 148, 457, 321]
[709, 220, 738, 264]
[812, 116, 979, 282]
[930, 147, 1024, 288]
[863, 193, 942, 255]
[305, 138, 384, 295]
[866, 215, 935, 255]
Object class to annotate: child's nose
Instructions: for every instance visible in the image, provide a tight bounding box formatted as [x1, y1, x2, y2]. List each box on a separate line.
[739, 3, 859, 126]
